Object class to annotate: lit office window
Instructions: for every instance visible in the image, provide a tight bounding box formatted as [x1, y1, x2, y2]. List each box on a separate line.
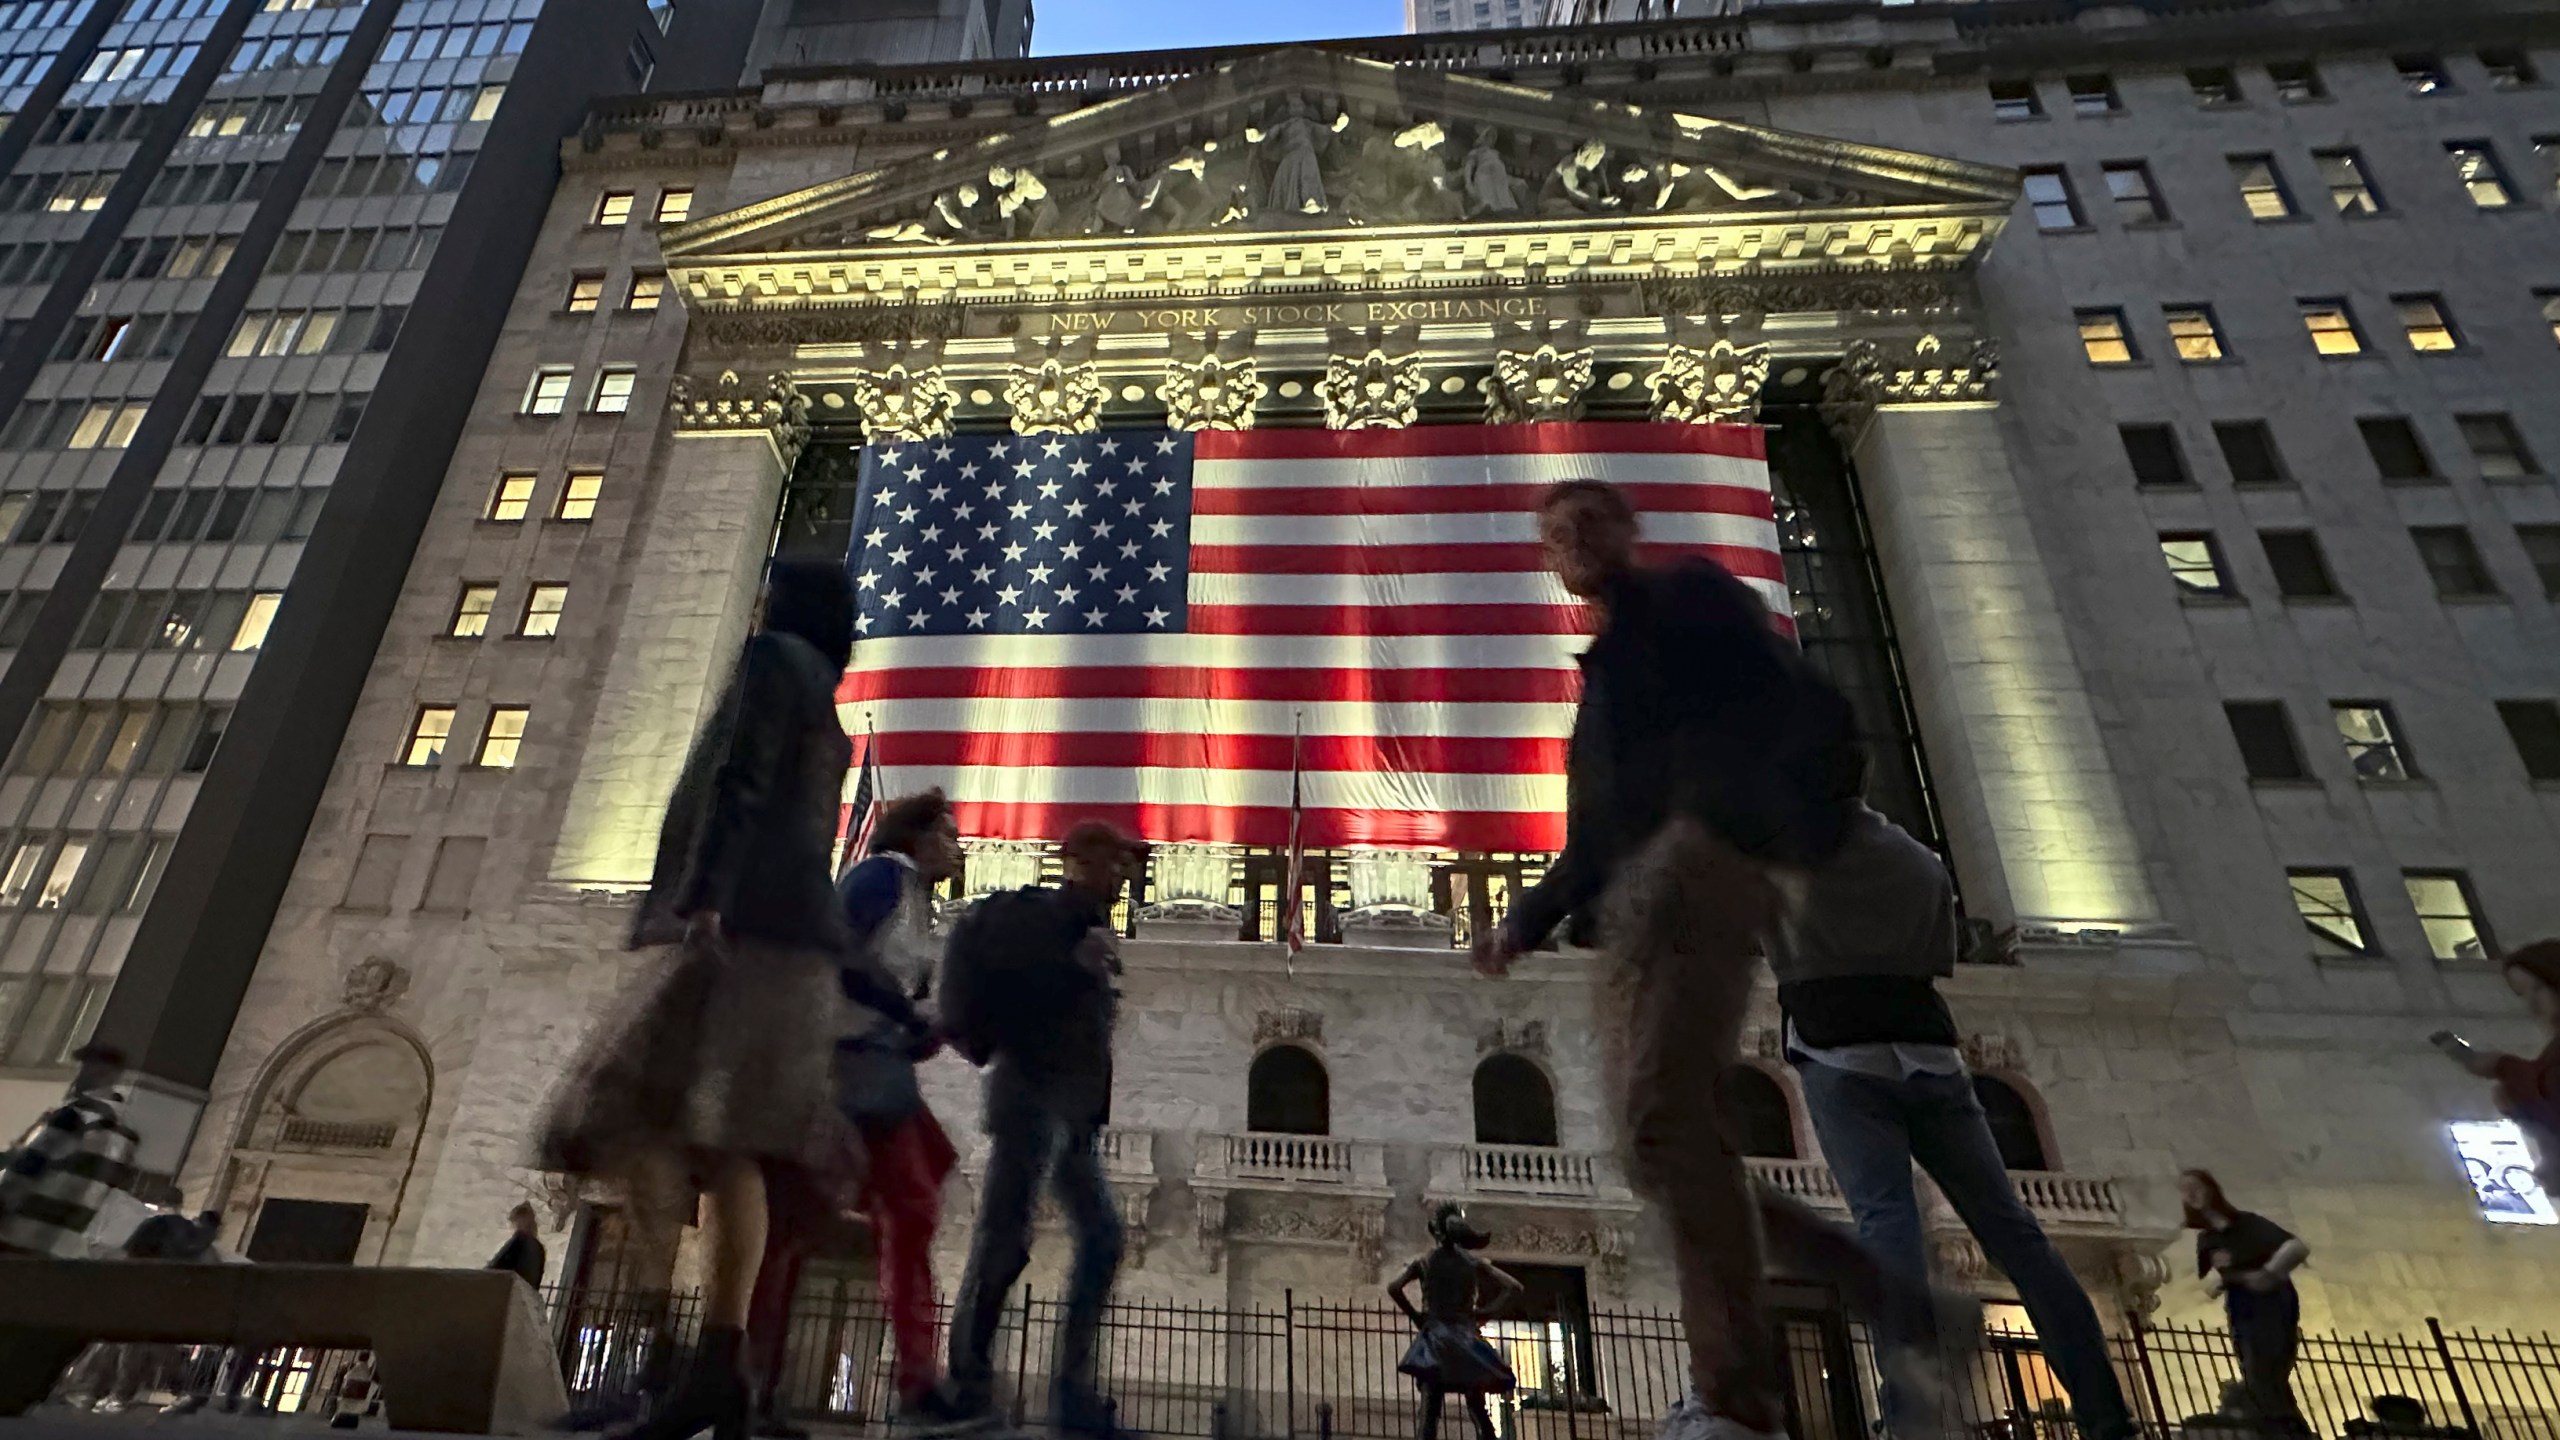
[2164, 306, 2226, 361]
[557, 472, 602, 521]
[2229, 155, 2295, 218]
[476, 706, 528, 768]
[449, 584, 498, 637]
[2332, 702, 2416, 781]
[230, 592, 280, 650]
[2299, 299, 2364, 356]
[486, 473, 536, 521]
[2395, 294, 2460, 351]
[594, 190, 634, 225]
[522, 368, 573, 416]
[2159, 533, 2232, 596]
[590, 367, 637, 414]
[2448, 142, 2518, 207]
[519, 584, 567, 638]
[2077, 308, 2136, 363]
[403, 706, 456, 766]
[2404, 872, 2493, 962]
[2288, 869, 2371, 954]
[655, 187, 693, 223]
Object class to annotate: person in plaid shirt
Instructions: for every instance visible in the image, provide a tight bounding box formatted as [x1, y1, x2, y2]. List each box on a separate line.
[0, 1044, 141, 1260]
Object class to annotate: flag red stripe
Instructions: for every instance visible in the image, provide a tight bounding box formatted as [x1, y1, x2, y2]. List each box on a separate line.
[1187, 602, 1590, 636]
[870, 730, 1567, 774]
[838, 665, 1583, 705]
[1195, 421, 1765, 462]
[928, 801, 1566, 851]
[1190, 480, 1775, 519]
[1189, 541, 1786, 581]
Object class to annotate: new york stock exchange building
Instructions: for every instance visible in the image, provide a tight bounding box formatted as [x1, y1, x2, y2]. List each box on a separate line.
[176, 0, 2560, 1426]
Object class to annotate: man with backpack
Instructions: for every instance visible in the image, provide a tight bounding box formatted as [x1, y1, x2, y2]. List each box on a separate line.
[1474, 479, 1868, 1440]
[937, 818, 1148, 1436]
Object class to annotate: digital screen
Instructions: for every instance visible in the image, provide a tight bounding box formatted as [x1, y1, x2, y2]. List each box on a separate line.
[2448, 1120, 2556, 1226]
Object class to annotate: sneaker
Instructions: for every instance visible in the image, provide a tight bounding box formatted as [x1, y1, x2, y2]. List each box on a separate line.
[1655, 1391, 1784, 1440]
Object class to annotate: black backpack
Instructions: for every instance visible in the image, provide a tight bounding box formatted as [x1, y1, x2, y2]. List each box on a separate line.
[939, 886, 1088, 1064]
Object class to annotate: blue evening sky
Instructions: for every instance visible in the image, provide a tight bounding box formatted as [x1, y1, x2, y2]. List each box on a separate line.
[1032, 0, 1405, 57]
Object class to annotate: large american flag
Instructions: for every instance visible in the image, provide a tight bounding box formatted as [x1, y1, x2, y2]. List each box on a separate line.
[836, 422, 1781, 852]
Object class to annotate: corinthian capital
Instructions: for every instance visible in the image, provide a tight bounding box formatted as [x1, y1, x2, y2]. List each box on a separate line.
[1820, 332, 2000, 445]
[1649, 338, 1772, 425]
[1005, 344, 1107, 435]
[845, 363, 957, 442]
[669, 369, 810, 466]
[1317, 347, 1428, 430]
[1481, 342, 1594, 424]
[1158, 351, 1264, 431]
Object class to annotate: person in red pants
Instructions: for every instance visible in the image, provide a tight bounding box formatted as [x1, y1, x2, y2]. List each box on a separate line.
[746, 790, 966, 1433]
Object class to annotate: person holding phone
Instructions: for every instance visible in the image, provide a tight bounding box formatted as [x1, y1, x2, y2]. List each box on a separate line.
[2179, 1170, 2310, 1433]
[2433, 940, 2560, 1194]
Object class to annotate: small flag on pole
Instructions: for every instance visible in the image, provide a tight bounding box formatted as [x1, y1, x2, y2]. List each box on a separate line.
[1281, 712, 1306, 961]
[846, 717, 884, 860]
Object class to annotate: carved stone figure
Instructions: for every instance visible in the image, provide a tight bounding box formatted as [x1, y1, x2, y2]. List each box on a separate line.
[1316, 347, 1429, 429]
[1248, 96, 1346, 216]
[1649, 337, 1773, 425]
[1089, 144, 1146, 233]
[342, 957, 409, 1013]
[1540, 139, 1621, 214]
[1461, 127, 1522, 215]
[1149, 144, 1253, 231]
[1481, 342, 1594, 424]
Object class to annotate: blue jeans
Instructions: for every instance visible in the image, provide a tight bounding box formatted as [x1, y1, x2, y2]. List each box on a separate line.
[947, 1061, 1124, 1420]
[1793, 1059, 2134, 1440]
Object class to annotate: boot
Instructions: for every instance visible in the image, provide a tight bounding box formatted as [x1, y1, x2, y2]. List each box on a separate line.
[609, 1326, 750, 1440]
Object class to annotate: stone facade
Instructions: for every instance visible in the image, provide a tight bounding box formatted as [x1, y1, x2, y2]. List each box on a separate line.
[170, 0, 2560, 1356]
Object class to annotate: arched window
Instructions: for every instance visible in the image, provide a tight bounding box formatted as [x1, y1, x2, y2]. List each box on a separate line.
[1472, 1054, 1558, 1147]
[1973, 1075, 2049, 1171]
[1720, 1065, 1797, 1159]
[1247, 1044, 1329, 1136]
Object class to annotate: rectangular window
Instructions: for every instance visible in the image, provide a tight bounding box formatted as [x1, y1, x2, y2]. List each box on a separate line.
[2164, 305, 2225, 362]
[654, 187, 693, 223]
[2101, 161, 2165, 222]
[566, 273, 603, 313]
[2458, 414, 2537, 478]
[2405, 872, 2493, 962]
[590, 367, 637, 414]
[626, 272, 666, 311]
[2289, 869, 2371, 954]
[2520, 524, 2560, 598]
[486, 473, 536, 522]
[2270, 61, 2326, 102]
[2215, 421, 2288, 486]
[594, 190, 633, 225]
[2229, 155, 2295, 219]
[2300, 299, 2365, 356]
[2411, 525, 2498, 597]
[0, 842, 43, 907]
[2314, 149, 2383, 214]
[2496, 699, 2560, 780]
[2448, 142, 2517, 207]
[475, 706, 528, 767]
[2189, 67, 2243, 105]
[2225, 701, 2308, 780]
[2359, 416, 2435, 480]
[519, 584, 567, 637]
[2395, 294, 2461, 352]
[66, 403, 119, 449]
[403, 706, 456, 766]
[469, 83, 505, 121]
[2066, 74, 2120, 115]
[522, 367, 572, 416]
[2160, 533, 2232, 597]
[2333, 702, 2417, 781]
[2261, 530, 2342, 600]
[2120, 424, 2190, 486]
[2396, 53, 2453, 94]
[2482, 48, 2538, 88]
[35, 839, 87, 910]
[231, 592, 280, 650]
[1989, 80, 2042, 120]
[2077, 308, 2136, 364]
[558, 472, 603, 521]
[449, 583, 497, 637]
[2022, 169, 2082, 229]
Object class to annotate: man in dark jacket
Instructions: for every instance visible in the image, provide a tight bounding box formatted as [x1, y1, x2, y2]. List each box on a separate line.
[1476, 479, 1861, 1440]
[486, 1203, 545, 1290]
[942, 819, 1147, 1436]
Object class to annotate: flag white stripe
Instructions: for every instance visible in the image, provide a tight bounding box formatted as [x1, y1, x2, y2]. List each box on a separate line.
[840, 697, 1577, 739]
[1187, 571, 1577, 605]
[1190, 510, 1775, 547]
[843, 632, 1585, 670]
[1191, 451, 1774, 490]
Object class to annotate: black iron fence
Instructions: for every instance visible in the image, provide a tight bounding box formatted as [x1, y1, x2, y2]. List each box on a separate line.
[531, 1284, 2560, 1440]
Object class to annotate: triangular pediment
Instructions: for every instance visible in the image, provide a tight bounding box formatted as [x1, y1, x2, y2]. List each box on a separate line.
[665, 47, 2015, 262]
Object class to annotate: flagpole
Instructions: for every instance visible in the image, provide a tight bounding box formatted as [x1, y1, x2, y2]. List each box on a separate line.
[1282, 708, 1305, 976]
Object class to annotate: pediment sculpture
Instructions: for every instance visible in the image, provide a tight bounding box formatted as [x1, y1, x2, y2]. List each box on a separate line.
[661, 49, 2015, 263]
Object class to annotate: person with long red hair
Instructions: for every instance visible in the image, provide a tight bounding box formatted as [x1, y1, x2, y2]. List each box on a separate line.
[2179, 1170, 2310, 1432]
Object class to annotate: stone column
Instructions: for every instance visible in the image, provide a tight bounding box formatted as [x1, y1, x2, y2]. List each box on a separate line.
[549, 371, 808, 887]
[1824, 337, 2160, 933]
